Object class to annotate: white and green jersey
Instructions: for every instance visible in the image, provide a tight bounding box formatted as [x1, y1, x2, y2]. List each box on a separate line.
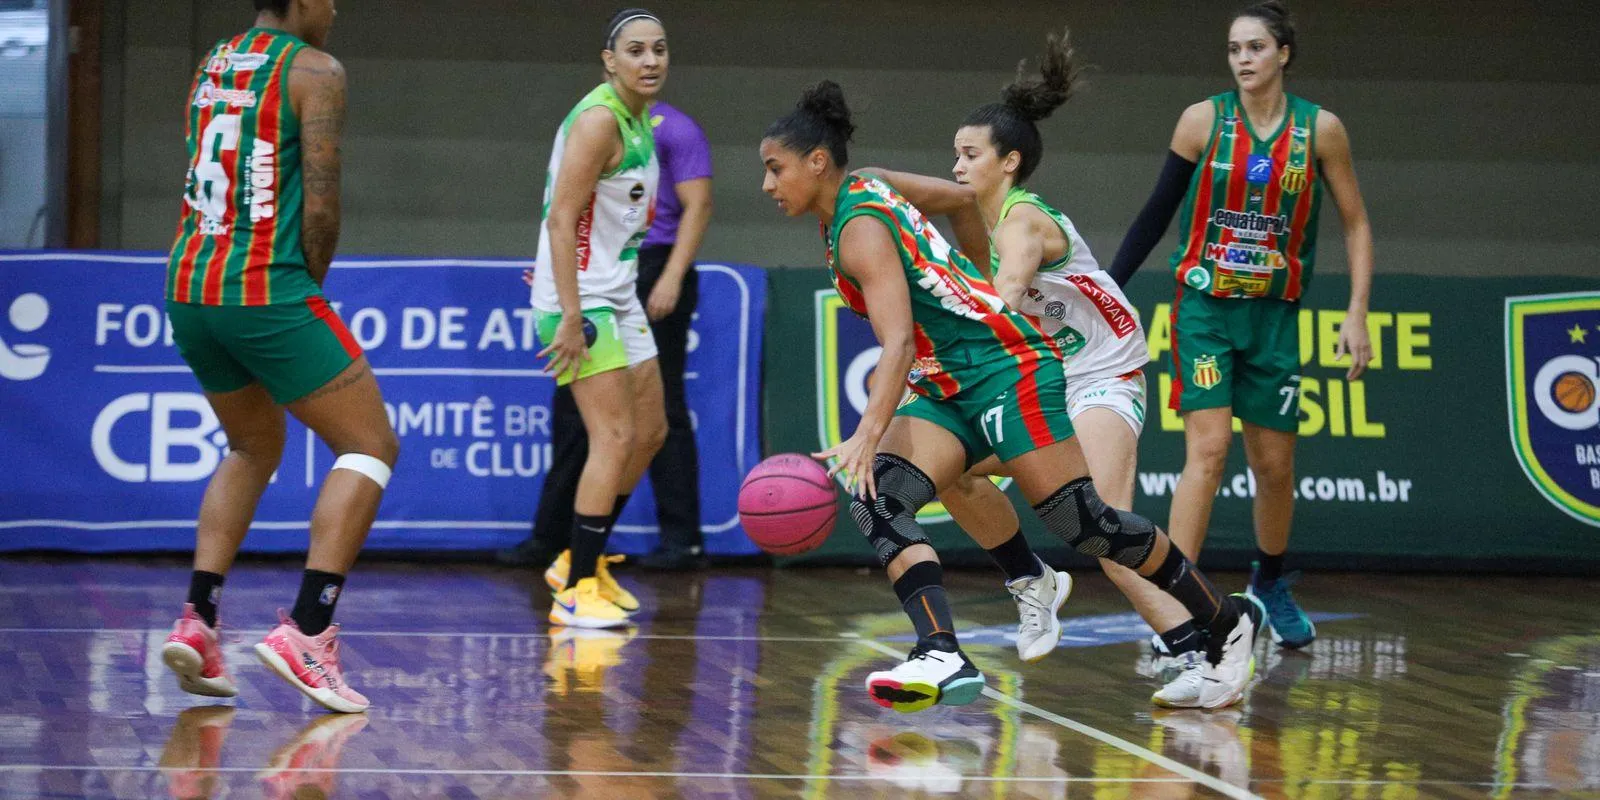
[997, 187, 1148, 381]
[531, 83, 660, 313]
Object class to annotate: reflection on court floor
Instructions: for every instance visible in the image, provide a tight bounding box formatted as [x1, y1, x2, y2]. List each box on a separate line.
[0, 559, 1596, 798]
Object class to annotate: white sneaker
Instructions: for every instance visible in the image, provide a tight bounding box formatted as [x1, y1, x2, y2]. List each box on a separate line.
[1200, 594, 1264, 710]
[1151, 650, 1205, 708]
[865, 641, 986, 714]
[1007, 568, 1073, 662]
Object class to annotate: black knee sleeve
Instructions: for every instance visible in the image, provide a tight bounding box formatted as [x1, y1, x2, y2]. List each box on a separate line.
[1033, 477, 1157, 568]
[848, 454, 937, 567]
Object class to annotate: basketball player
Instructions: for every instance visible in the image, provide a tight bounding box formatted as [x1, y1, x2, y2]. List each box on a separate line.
[529, 8, 670, 628]
[866, 29, 1172, 672]
[760, 81, 1263, 713]
[160, 0, 397, 713]
[1107, 1, 1374, 704]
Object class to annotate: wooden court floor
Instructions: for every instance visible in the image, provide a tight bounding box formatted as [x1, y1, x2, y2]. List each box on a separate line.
[0, 556, 1595, 799]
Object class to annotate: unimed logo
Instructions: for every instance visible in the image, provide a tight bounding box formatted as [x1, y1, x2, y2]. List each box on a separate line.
[91, 392, 226, 482]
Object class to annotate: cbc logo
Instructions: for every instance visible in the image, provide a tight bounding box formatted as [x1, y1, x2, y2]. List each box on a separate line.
[0, 292, 51, 381]
[1534, 355, 1600, 432]
[92, 392, 229, 482]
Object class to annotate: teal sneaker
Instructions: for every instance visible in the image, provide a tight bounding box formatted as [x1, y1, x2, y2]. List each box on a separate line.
[1246, 562, 1316, 649]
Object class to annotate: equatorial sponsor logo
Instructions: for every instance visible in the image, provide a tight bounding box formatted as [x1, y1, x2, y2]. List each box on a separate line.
[1211, 208, 1288, 241]
[1506, 291, 1600, 526]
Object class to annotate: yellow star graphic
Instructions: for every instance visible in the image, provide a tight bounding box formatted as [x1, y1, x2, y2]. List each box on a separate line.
[1571, 324, 1589, 344]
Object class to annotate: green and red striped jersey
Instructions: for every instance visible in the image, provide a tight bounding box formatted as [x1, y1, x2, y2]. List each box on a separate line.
[823, 174, 1060, 401]
[167, 28, 318, 306]
[1170, 91, 1324, 302]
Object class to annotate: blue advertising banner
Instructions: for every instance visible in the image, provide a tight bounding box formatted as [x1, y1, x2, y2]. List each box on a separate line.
[0, 253, 765, 554]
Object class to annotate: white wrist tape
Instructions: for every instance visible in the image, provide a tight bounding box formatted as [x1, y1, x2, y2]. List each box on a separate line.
[332, 453, 392, 489]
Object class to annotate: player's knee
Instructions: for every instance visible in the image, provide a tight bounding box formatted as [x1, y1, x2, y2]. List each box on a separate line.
[1185, 437, 1231, 479]
[331, 429, 396, 488]
[639, 414, 668, 457]
[588, 418, 637, 456]
[1033, 477, 1157, 569]
[848, 454, 937, 567]
[1248, 451, 1294, 486]
[228, 427, 286, 470]
[942, 472, 990, 506]
[372, 428, 400, 468]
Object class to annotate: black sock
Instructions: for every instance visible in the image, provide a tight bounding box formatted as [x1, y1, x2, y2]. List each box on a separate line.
[566, 513, 611, 589]
[892, 561, 958, 649]
[1255, 548, 1285, 585]
[187, 571, 226, 628]
[1146, 546, 1237, 638]
[290, 570, 345, 636]
[986, 530, 1042, 583]
[1159, 620, 1204, 656]
[608, 494, 632, 529]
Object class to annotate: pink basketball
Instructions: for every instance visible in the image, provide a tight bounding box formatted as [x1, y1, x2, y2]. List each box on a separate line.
[739, 453, 839, 555]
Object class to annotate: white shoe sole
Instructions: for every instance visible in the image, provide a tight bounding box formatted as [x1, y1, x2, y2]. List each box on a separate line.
[548, 607, 630, 630]
[1017, 571, 1073, 663]
[253, 643, 368, 714]
[161, 641, 237, 698]
[1151, 678, 1205, 709]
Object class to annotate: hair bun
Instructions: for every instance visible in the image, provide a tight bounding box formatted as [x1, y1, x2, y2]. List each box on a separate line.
[799, 80, 855, 143]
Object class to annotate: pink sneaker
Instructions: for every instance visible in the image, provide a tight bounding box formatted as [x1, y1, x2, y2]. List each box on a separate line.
[257, 713, 369, 799]
[161, 603, 238, 698]
[253, 611, 370, 713]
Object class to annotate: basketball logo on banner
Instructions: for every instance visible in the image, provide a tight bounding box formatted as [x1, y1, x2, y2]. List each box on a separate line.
[812, 290, 1010, 523]
[1505, 291, 1600, 527]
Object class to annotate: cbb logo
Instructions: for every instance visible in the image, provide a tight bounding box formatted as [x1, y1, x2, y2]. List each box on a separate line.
[1534, 355, 1600, 431]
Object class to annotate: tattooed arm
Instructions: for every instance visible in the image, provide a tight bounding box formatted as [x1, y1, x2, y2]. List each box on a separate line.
[288, 49, 347, 286]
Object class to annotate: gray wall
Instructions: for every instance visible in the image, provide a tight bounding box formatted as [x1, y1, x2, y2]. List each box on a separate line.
[99, 1, 1600, 279]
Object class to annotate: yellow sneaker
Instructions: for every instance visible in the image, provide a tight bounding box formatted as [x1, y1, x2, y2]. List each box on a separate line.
[594, 554, 639, 612]
[549, 577, 631, 629]
[543, 625, 636, 696]
[544, 551, 639, 613]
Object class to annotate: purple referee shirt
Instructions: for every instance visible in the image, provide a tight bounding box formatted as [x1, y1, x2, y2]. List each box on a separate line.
[642, 101, 713, 249]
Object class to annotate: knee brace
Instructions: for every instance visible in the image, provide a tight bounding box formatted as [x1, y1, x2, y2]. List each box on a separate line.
[333, 453, 392, 489]
[848, 454, 936, 567]
[1033, 477, 1155, 569]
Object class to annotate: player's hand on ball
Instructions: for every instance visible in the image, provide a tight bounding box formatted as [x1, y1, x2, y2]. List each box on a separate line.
[813, 432, 879, 500]
[1334, 311, 1373, 380]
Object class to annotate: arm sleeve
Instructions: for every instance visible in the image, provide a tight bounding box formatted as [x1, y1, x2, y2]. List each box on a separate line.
[1106, 150, 1198, 287]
